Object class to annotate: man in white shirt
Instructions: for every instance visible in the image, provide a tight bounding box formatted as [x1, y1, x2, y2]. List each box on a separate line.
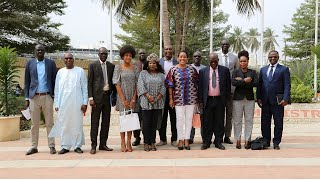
[217, 39, 240, 144]
[158, 45, 178, 146]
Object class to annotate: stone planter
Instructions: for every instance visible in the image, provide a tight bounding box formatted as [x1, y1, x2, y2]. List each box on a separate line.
[0, 116, 20, 142]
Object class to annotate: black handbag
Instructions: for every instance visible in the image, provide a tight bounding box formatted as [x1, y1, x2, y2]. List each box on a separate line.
[250, 137, 268, 150]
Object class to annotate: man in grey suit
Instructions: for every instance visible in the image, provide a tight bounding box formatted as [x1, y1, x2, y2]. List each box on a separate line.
[24, 44, 57, 155]
[158, 45, 178, 147]
[88, 47, 116, 154]
[217, 39, 240, 144]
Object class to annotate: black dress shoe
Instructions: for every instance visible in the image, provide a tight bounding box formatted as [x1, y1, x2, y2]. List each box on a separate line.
[223, 137, 233, 144]
[214, 143, 226, 150]
[178, 146, 184, 150]
[26, 148, 38, 155]
[132, 140, 141, 146]
[150, 144, 157, 151]
[201, 144, 210, 150]
[144, 144, 150, 152]
[74, 148, 83, 153]
[273, 144, 280, 150]
[188, 139, 194, 144]
[90, 148, 96, 154]
[99, 146, 113, 151]
[50, 147, 56, 154]
[184, 146, 191, 150]
[267, 142, 271, 147]
[58, 148, 70, 154]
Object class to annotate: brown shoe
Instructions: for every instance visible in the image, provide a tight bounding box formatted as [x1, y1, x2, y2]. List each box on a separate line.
[150, 144, 157, 151]
[144, 144, 150, 152]
[50, 147, 56, 154]
[244, 141, 251, 149]
[236, 140, 242, 149]
[90, 148, 96, 154]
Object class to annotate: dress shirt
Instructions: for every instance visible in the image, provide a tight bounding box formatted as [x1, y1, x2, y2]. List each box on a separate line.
[266, 63, 278, 76]
[36, 59, 49, 93]
[208, 66, 220, 96]
[221, 52, 230, 68]
[191, 64, 206, 73]
[164, 58, 174, 77]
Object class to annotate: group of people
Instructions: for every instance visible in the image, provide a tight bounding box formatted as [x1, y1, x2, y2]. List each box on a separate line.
[24, 39, 291, 155]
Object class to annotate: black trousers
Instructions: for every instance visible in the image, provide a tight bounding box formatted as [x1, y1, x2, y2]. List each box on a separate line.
[133, 109, 143, 141]
[90, 93, 111, 148]
[203, 96, 225, 144]
[158, 89, 177, 142]
[261, 102, 284, 145]
[142, 109, 162, 145]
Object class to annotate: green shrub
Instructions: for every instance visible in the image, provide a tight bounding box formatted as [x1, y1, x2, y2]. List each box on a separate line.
[291, 83, 314, 103]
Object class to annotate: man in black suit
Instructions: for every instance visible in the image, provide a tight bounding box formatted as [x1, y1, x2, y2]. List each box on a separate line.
[198, 53, 231, 150]
[256, 50, 291, 150]
[88, 47, 116, 154]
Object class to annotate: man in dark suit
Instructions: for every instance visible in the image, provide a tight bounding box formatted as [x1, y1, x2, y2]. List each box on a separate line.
[24, 44, 57, 155]
[199, 53, 231, 150]
[158, 45, 178, 147]
[257, 50, 291, 150]
[88, 47, 116, 154]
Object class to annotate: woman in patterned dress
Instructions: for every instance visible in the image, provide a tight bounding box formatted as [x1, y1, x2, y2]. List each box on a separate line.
[137, 53, 166, 152]
[112, 45, 140, 152]
[165, 51, 198, 150]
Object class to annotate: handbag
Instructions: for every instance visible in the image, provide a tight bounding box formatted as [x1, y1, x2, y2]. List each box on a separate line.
[119, 109, 141, 132]
[192, 105, 201, 128]
[250, 137, 268, 150]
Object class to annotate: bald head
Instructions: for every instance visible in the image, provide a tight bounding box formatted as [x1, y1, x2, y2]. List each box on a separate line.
[34, 44, 45, 60]
[209, 53, 219, 69]
[138, 49, 147, 61]
[63, 52, 74, 69]
[98, 47, 108, 62]
[221, 39, 230, 54]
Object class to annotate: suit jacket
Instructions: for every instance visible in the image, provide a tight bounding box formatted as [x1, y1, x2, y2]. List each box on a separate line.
[159, 57, 178, 68]
[24, 58, 57, 99]
[217, 51, 240, 94]
[198, 65, 231, 107]
[232, 69, 259, 100]
[256, 64, 291, 105]
[88, 60, 116, 104]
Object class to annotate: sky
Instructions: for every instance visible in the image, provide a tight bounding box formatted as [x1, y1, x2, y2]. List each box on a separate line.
[50, 0, 306, 58]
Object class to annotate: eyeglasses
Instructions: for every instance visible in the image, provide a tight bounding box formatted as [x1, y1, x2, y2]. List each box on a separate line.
[100, 53, 108, 55]
[64, 58, 73, 60]
[165, 48, 172, 50]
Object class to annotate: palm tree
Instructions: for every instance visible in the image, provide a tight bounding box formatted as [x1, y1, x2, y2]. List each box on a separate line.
[244, 28, 260, 65]
[263, 27, 279, 53]
[229, 26, 246, 53]
[233, 0, 261, 17]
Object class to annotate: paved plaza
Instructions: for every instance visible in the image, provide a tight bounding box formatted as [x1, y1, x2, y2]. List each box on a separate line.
[0, 110, 320, 178]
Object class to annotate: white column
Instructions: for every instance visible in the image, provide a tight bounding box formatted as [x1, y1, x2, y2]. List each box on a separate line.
[314, 0, 318, 100]
[209, 0, 214, 53]
[109, 0, 113, 63]
[160, 0, 163, 57]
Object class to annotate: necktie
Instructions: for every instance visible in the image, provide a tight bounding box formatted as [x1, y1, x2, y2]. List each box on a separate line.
[102, 63, 107, 84]
[212, 70, 216, 88]
[268, 65, 274, 81]
[224, 54, 228, 67]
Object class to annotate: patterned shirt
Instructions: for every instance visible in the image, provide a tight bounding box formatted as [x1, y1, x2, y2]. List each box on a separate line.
[165, 65, 198, 106]
[137, 70, 166, 110]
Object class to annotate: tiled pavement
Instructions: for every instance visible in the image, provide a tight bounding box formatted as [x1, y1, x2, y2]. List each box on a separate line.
[0, 114, 320, 178]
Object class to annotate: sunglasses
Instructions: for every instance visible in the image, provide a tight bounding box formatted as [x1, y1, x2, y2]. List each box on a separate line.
[100, 53, 108, 55]
[64, 58, 73, 60]
[193, 55, 201, 57]
[165, 48, 172, 50]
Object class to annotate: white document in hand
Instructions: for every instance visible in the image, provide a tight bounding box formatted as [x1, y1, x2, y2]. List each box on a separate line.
[21, 107, 31, 120]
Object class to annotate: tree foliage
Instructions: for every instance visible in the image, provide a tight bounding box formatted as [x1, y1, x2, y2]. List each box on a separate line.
[283, 0, 319, 59]
[0, 0, 70, 53]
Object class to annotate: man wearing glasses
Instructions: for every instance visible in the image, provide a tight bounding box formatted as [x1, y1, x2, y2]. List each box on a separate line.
[88, 47, 116, 154]
[190, 51, 206, 144]
[24, 44, 57, 155]
[158, 45, 178, 147]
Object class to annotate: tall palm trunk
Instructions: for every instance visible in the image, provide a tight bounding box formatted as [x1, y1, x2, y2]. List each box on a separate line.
[162, 0, 171, 48]
[181, 0, 189, 51]
[174, 0, 182, 57]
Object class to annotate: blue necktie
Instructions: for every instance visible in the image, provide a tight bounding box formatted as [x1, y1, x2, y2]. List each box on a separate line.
[268, 65, 274, 81]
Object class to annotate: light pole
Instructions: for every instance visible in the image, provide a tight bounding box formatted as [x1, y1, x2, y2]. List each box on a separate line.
[314, 0, 318, 101]
[260, 0, 264, 67]
[209, 0, 214, 53]
[160, 0, 163, 57]
[109, 0, 113, 63]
